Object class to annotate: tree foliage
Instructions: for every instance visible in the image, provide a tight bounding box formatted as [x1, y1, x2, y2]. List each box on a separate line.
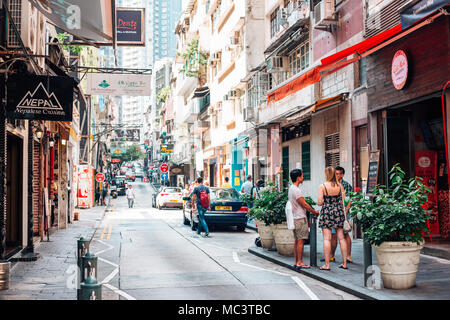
[247, 183, 288, 226]
[57, 33, 84, 55]
[178, 36, 208, 80]
[112, 144, 144, 163]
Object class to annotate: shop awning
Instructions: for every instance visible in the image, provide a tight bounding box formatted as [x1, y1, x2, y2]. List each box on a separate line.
[313, 93, 349, 113]
[400, 0, 449, 30]
[320, 24, 402, 66]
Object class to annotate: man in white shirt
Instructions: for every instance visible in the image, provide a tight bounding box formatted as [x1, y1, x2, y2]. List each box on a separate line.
[289, 169, 319, 269]
[240, 175, 254, 195]
[126, 184, 135, 208]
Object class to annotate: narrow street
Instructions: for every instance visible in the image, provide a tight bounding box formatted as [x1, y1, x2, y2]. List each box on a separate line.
[93, 182, 358, 300]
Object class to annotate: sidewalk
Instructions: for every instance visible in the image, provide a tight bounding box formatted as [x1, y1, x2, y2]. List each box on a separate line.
[0, 204, 111, 300]
[249, 228, 450, 300]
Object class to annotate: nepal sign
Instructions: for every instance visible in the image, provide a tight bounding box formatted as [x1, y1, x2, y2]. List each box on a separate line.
[6, 75, 74, 121]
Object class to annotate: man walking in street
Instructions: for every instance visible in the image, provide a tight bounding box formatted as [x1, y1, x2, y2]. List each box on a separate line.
[126, 184, 135, 208]
[101, 184, 108, 206]
[289, 169, 319, 269]
[240, 175, 254, 196]
[192, 177, 210, 237]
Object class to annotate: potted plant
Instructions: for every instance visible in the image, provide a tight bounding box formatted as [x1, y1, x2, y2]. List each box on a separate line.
[247, 189, 275, 249]
[350, 164, 431, 289]
[249, 183, 293, 255]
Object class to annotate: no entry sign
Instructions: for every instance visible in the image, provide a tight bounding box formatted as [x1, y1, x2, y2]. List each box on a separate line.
[95, 173, 105, 183]
[160, 163, 169, 173]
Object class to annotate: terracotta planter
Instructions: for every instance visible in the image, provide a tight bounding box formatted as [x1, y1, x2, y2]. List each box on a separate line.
[374, 241, 424, 289]
[255, 219, 274, 249]
[273, 222, 295, 256]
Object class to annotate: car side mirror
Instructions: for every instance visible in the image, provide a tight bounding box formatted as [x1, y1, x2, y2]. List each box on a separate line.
[182, 197, 191, 201]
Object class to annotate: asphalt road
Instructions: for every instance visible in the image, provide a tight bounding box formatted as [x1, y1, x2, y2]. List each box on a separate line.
[93, 182, 359, 300]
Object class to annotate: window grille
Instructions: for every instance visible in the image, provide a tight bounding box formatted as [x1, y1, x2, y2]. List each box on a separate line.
[325, 133, 340, 168]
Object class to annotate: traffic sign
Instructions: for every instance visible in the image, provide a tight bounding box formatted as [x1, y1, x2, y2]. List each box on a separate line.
[95, 173, 105, 183]
[160, 163, 169, 173]
[161, 172, 168, 181]
[148, 164, 154, 169]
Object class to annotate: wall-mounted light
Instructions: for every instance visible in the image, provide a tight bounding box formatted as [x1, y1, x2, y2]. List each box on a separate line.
[36, 129, 43, 139]
[61, 139, 67, 146]
[49, 138, 55, 148]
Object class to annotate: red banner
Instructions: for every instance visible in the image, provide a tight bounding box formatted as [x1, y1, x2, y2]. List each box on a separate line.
[415, 151, 440, 236]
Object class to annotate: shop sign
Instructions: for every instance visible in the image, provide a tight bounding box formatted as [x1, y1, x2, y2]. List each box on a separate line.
[366, 150, 380, 194]
[415, 151, 440, 236]
[6, 75, 74, 121]
[161, 144, 174, 154]
[113, 129, 140, 142]
[116, 8, 145, 46]
[111, 158, 121, 163]
[86, 73, 151, 97]
[391, 50, 408, 90]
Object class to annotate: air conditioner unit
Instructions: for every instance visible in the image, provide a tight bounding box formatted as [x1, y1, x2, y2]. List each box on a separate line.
[314, 0, 336, 27]
[243, 107, 255, 122]
[210, 52, 221, 61]
[229, 90, 239, 98]
[267, 56, 289, 73]
[279, 7, 288, 21]
[230, 37, 240, 46]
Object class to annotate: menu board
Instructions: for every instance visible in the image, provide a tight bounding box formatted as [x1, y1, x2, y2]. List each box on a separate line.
[366, 151, 380, 194]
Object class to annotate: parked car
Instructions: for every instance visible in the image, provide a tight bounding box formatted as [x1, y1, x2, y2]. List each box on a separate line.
[135, 170, 144, 180]
[125, 171, 135, 181]
[111, 176, 127, 196]
[183, 187, 248, 231]
[156, 187, 183, 209]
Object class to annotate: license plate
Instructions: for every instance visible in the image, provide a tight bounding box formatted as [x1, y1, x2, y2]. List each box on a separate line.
[216, 206, 232, 211]
[170, 200, 179, 202]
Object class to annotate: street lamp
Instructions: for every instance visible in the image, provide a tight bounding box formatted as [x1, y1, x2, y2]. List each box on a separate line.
[61, 139, 67, 146]
[49, 138, 55, 148]
[35, 129, 43, 140]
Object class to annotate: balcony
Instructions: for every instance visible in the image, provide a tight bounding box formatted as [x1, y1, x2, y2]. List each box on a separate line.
[182, 99, 200, 124]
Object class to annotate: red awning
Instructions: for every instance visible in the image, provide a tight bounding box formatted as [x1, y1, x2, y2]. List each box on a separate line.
[321, 24, 402, 66]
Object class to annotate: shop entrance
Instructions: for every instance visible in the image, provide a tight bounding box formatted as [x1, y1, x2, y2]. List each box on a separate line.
[383, 97, 449, 239]
[6, 133, 23, 256]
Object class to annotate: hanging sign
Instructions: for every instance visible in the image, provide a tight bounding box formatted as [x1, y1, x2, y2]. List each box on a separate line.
[6, 75, 74, 121]
[391, 50, 408, 90]
[116, 8, 145, 46]
[86, 73, 151, 96]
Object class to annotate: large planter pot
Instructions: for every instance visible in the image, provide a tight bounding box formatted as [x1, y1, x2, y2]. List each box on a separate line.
[373, 241, 424, 289]
[273, 222, 295, 256]
[255, 219, 274, 249]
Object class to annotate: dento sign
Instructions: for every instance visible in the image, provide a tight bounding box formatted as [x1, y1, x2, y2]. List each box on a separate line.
[6, 75, 74, 121]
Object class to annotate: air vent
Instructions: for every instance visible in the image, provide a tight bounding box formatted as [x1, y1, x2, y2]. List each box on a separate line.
[325, 133, 340, 167]
[365, 0, 409, 38]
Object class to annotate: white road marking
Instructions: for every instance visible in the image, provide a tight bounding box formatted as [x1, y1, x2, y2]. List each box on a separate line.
[420, 254, 450, 264]
[93, 239, 114, 255]
[103, 283, 137, 300]
[232, 251, 240, 263]
[101, 268, 119, 284]
[239, 262, 290, 276]
[291, 276, 320, 300]
[98, 256, 119, 268]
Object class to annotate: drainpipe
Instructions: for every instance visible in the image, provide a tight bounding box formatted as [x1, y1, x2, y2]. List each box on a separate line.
[0, 94, 6, 260]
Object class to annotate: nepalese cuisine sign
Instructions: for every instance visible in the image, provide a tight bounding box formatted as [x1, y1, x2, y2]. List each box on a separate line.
[6, 75, 74, 121]
[116, 8, 145, 46]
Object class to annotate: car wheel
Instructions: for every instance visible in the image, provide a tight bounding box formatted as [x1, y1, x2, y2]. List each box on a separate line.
[190, 213, 197, 231]
[237, 225, 246, 232]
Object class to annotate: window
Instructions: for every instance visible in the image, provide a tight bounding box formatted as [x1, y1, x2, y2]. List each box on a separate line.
[288, 41, 310, 76]
[301, 141, 311, 180]
[270, 8, 280, 38]
[325, 133, 340, 168]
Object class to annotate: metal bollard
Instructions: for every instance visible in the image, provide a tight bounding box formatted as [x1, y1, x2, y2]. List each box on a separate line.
[309, 213, 317, 267]
[81, 252, 98, 283]
[0, 261, 11, 291]
[363, 239, 373, 287]
[79, 276, 102, 300]
[77, 237, 90, 268]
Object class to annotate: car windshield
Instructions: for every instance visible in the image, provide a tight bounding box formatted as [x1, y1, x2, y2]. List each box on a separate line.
[210, 188, 240, 200]
[163, 188, 182, 193]
[114, 177, 126, 186]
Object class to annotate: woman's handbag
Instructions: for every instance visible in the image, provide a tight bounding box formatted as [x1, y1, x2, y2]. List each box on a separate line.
[343, 218, 353, 233]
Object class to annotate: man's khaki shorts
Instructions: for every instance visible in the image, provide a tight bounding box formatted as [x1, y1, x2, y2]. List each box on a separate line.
[293, 218, 309, 240]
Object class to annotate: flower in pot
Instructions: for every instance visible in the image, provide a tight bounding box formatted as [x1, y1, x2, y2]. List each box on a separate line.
[350, 164, 431, 289]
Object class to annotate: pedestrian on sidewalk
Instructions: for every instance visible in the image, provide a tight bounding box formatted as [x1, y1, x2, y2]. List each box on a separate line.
[126, 184, 135, 208]
[95, 186, 101, 206]
[222, 177, 232, 188]
[192, 177, 210, 237]
[289, 169, 320, 269]
[317, 167, 349, 271]
[101, 184, 108, 206]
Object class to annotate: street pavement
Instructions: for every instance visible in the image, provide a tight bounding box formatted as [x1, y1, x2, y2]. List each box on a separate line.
[0, 181, 359, 300]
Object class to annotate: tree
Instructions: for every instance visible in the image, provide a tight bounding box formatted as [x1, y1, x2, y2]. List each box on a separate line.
[112, 144, 144, 163]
